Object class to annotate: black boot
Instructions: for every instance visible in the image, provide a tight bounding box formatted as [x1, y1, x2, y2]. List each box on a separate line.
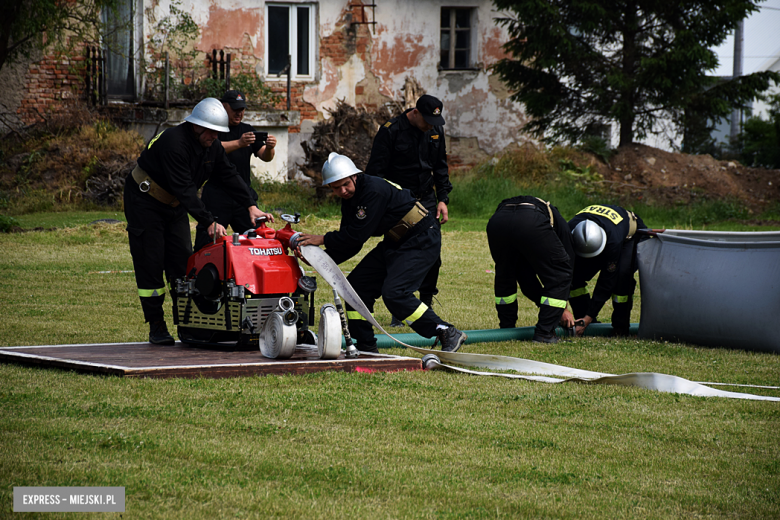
[356, 343, 379, 354]
[389, 316, 404, 327]
[149, 320, 175, 345]
[532, 330, 559, 344]
[611, 327, 630, 337]
[436, 327, 467, 353]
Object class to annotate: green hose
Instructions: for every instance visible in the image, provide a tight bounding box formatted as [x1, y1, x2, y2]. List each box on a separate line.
[341, 323, 640, 349]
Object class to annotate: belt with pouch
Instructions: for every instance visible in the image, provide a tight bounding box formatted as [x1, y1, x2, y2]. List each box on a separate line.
[387, 201, 429, 242]
[132, 165, 180, 207]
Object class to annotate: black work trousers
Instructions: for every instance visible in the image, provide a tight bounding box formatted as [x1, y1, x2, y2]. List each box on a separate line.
[417, 193, 441, 298]
[194, 186, 254, 251]
[487, 205, 572, 335]
[570, 239, 639, 331]
[124, 180, 192, 323]
[345, 222, 445, 350]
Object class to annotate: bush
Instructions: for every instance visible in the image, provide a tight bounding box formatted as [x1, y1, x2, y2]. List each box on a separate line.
[740, 117, 780, 168]
[0, 214, 20, 232]
[198, 73, 281, 108]
[578, 135, 615, 164]
[739, 93, 780, 169]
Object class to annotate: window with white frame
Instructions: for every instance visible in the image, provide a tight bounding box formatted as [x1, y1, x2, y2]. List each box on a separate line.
[266, 3, 316, 81]
[440, 7, 475, 70]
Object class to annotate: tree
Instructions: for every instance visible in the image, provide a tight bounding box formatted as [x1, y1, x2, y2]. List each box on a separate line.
[739, 93, 780, 168]
[0, 0, 120, 73]
[492, 0, 780, 147]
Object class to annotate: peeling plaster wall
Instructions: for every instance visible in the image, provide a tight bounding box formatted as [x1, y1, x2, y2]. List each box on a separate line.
[369, 0, 531, 159]
[140, 0, 530, 173]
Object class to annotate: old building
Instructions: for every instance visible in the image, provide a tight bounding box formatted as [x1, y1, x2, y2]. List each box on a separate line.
[1, 1, 531, 181]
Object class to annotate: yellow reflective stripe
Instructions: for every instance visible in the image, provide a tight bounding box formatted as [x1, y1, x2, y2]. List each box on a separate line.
[495, 294, 517, 305]
[570, 287, 589, 298]
[576, 205, 623, 225]
[403, 303, 428, 324]
[383, 179, 403, 190]
[540, 296, 566, 308]
[612, 294, 631, 303]
[147, 131, 164, 149]
[346, 310, 371, 321]
[138, 287, 166, 297]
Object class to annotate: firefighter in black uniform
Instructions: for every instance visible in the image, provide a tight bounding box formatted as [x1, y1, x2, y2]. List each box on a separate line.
[365, 94, 452, 326]
[124, 98, 273, 345]
[486, 196, 575, 343]
[568, 205, 646, 337]
[193, 90, 277, 251]
[295, 153, 467, 353]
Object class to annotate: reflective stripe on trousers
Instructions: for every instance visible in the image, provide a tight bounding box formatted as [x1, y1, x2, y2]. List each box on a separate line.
[138, 287, 166, 298]
[495, 293, 518, 305]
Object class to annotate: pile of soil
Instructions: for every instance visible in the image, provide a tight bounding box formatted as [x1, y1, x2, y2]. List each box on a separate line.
[583, 143, 779, 216]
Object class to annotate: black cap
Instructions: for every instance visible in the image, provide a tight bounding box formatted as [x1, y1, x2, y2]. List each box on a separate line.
[416, 94, 445, 126]
[220, 90, 247, 110]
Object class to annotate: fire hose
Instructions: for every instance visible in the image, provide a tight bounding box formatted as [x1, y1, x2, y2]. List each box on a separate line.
[299, 245, 780, 402]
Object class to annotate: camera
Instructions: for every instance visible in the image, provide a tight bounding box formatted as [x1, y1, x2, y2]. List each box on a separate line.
[253, 131, 268, 144]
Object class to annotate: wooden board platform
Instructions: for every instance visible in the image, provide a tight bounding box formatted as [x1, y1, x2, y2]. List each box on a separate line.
[0, 343, 422, 379]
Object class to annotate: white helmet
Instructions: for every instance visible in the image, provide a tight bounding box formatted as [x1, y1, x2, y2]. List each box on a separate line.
[321, 152, 361, 185]
[572, 220, 607, 258]
[184, 98, 230, 132]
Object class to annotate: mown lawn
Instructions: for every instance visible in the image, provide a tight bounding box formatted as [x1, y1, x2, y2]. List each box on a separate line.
[0, 214, 778, 519]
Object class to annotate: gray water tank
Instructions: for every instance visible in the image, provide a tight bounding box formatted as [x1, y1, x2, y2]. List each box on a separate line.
[637, 230, 780, 353]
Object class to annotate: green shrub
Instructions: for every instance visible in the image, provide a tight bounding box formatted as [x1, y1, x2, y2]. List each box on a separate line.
[0, 214, 20, 232]
[198, 73, 281, 108]
[578, 135, 615, 164]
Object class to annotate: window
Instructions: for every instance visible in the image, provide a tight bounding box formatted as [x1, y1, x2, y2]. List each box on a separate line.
[440, 7, 474, 70]
[102, 0, 135, 99]
[266, 4, 316, 81]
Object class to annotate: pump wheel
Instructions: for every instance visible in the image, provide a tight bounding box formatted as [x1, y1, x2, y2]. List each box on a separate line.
[260, 312, 297, 359]
[318, 304, 342, 360]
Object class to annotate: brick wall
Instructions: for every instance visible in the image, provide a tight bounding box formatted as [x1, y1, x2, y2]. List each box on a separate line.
[272, 7, 376, 132]
[17, 40, 89, 125]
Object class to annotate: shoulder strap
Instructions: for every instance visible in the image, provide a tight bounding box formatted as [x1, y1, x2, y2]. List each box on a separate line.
[535, 198, 554, 227]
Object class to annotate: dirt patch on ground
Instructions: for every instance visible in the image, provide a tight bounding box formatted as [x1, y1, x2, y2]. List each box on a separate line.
[583, 143, 779, 213]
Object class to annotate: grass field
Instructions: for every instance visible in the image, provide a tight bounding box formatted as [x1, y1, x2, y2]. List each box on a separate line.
[1, 211, 778, 519]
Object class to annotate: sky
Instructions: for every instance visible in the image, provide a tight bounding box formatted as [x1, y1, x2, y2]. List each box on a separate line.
[711, 0, 780, 76]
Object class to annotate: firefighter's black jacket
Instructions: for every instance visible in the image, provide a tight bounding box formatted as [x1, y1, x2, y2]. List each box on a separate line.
[496, 195, 576, 264]
[205, 121, 261, 203]
[365, 108, 452, 205]
[323, 174, 419, 265]
[136, 122, 253, 226]
[568, 205, 641, 318]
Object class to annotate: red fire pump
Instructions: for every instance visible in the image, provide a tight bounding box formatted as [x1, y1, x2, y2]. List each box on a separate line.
[174, 213, 342, 359]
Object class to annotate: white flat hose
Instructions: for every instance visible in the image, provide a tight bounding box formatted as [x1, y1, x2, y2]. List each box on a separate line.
[301, 245, 418, 348]
[301, 245, 779, 402]
[418, 351, 780, 402]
